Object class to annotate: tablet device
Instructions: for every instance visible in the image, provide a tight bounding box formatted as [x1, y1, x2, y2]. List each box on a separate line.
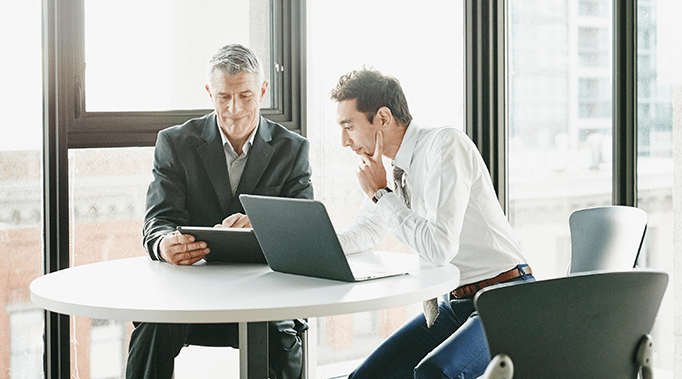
[176, 226, 266, 264]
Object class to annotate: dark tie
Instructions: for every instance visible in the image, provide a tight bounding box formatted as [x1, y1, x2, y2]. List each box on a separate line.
[393, 162, 439, 327]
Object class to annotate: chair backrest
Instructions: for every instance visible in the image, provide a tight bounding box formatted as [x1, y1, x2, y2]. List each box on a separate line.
[474, 270, 668, 379]
[568, 206, 647, 274]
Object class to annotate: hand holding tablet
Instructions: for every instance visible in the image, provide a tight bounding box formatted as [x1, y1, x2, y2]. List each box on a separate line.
[176, 226, 266, 264]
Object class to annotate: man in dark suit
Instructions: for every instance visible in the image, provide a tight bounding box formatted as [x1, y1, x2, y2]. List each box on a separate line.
[125, 44, 313, 379]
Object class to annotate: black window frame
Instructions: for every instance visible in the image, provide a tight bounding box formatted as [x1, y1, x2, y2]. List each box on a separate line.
[42, 0, 641, 377]
[55, 0, 304, 149]
[465, 0, 638, 211]
[42, 0, 305, 377]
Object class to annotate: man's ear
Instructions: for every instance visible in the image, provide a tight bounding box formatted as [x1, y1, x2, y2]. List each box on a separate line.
[259, 81, 269, 101]
[376, 106, 393, 128]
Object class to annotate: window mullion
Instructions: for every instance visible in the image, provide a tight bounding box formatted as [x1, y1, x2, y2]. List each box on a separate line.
[465, 0, 508, 213]
[42, 0, 71, 377]
[612, 0, 638, 206]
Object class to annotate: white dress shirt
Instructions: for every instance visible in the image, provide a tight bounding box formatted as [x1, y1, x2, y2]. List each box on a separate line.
[338, 122, 527, 285]
[219, 124, 259, 196]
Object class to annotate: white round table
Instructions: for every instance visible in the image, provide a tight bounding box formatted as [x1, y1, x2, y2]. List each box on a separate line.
[31, 251, 460, 378]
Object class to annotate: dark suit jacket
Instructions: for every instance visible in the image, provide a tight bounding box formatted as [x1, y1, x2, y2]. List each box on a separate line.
[143, 113, 314, 259]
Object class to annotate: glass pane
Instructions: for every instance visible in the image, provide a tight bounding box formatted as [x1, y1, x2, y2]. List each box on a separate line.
[637, 0, 675, 374]
[0, 0, 45, 377]
[69, 147, 153, 378]
[578, 0, 610, 16]
[578, 27, 610, 67]
[306, 1, 464, 376]
[508, 1, 613, 279]
[84, 0, 272, 112]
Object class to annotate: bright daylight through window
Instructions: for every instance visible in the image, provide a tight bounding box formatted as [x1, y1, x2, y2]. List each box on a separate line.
[84, 0, 272, 112]
[4, 0, 679, 378]
[508, 0, 675, 374]
[1, 0, 44, 378]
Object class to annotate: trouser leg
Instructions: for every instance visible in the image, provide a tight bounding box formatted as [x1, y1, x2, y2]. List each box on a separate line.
[180, 321, 303, 379]
[413, 315, 490, 379]
[347, 301, 461, 379]
[126, 322, 189, 379]
[414, 276, 536, 379]
[126, 320, 303, 379]
[268, 320, 304, 379]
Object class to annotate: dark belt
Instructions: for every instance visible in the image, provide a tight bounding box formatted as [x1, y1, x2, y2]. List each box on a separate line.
[452, 265, 533, 299]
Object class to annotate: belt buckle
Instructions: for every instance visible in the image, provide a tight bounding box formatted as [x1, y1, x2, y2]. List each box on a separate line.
[517, 264, 531, 276]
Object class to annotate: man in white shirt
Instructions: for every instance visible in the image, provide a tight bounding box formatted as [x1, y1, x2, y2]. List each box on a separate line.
[332, 68, 534, 379]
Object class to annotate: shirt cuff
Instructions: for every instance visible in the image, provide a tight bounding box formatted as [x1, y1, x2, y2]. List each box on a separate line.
[376, 192, 410, 221]
[152, 237, 166, 262]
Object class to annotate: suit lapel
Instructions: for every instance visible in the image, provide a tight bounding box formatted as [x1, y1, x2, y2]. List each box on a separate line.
[197, 114, 234, 215]
[235, 116, 274, 200]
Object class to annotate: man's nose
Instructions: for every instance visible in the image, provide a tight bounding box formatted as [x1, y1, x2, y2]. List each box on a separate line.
[341, 129, 351, 147]
[228, 98, 241, 114]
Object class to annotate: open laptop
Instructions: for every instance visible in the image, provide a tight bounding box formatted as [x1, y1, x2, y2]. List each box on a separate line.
[239, 194, 409, 282]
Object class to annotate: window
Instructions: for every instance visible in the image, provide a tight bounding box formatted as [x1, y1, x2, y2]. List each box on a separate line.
[306, 1, 464, 376]
[637, 0, 674, 372]
[578, 77, 611, 118]
[59, 0, 302, 148]
[9, 308, 43, 379]
[508, 0, 613, 277]
[89, 320, 128, 379]
[578, 27, 610, 67]
[50, 0, 302, 376]
[509, 0, 676, 374]
[68, 148, 151, 377]
[1, 0, 44, 377]
[579, 0, 609, 16]
[39, 0, 682, 378]
[84, 0, 273, 112]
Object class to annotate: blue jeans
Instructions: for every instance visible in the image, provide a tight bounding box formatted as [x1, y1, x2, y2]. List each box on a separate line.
[348, 270, 535, 379]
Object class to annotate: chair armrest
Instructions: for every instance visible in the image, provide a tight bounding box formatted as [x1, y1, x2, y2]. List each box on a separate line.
[476, 354, 514, 379]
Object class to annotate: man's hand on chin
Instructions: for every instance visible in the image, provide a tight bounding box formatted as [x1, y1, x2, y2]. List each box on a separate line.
[356, 131, 388, 198]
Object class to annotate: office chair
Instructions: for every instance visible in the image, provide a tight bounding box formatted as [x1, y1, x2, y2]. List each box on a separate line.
[568, 205, 647, 274]
[474, 270, 668, 379]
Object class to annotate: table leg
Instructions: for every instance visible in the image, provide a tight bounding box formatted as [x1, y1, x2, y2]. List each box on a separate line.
[239, 321, 269, 379]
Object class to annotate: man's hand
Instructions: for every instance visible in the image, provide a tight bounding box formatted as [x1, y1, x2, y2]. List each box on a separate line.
[216, 213, 252, 228]
[159, 231, 210, 265]
[357, 131, 388, 198]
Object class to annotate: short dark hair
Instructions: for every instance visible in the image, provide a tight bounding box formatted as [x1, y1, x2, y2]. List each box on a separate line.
[330, 68, 412, 127]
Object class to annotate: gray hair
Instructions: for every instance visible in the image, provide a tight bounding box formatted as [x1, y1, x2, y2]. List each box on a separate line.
[208, 44, 265, 85]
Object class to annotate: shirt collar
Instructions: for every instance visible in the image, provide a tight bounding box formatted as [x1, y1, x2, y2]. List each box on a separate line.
[219, 120, 260, 158]
[393, 121, 420, 173]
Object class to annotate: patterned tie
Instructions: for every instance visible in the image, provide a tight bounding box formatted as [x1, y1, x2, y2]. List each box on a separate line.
[392, 164, 410, 208]
[393, 163, 439, 328]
